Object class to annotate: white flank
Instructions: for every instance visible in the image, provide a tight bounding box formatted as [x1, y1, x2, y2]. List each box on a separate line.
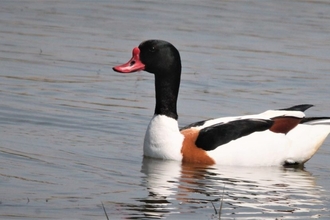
[206, 131, 290, 166]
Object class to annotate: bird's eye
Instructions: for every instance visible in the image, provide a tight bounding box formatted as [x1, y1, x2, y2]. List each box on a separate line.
[149, 46, 156, 52]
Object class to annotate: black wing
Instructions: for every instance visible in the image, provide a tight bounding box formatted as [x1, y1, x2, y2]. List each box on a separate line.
[279, 104, 313, 112]
[195, 119, 273, 151]
[301, 117, 330, 124]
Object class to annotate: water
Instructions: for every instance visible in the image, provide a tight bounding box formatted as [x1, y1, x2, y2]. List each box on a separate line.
[1, 0, 330, 219]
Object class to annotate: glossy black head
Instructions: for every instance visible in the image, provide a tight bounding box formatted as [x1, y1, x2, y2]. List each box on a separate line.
[138, 40, 181, 76]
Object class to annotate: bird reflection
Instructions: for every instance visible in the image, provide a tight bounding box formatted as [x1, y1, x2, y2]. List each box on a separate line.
[123, 157, 323, 219]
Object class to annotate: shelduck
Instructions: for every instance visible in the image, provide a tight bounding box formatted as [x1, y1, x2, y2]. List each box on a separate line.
[113, 39, 330, 166]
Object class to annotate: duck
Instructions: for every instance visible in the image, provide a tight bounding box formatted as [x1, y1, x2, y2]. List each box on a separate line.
[113, 39, 330, 166]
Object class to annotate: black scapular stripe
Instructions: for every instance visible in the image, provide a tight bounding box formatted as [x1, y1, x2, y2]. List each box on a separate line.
[195, 119, 274, 151]
[180, 119, 210, 131]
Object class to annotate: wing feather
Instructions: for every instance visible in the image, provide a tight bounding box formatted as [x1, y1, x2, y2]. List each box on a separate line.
[195, 119, 273, 151]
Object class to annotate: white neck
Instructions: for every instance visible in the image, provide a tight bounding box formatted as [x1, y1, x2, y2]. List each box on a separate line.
[143, 115, 184, 160]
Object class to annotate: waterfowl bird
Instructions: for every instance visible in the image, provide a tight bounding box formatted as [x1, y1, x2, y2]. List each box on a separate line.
[113, 39, 330, 166]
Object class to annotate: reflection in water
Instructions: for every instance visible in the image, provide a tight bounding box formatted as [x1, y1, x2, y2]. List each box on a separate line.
[126, 158, 181, 219]
[124, 158, 325, 219]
